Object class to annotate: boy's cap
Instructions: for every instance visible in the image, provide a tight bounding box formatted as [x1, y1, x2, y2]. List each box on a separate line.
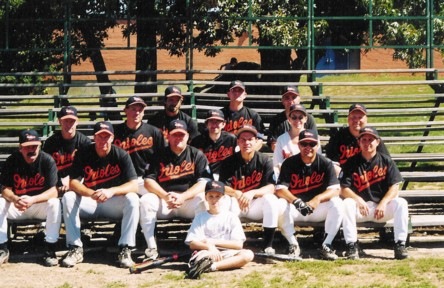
[205, 180, 225, 194]
[282, 86, 300, 98]
[229, 80, 245, 91]
[125, 96, 147, 108]
[205, 109, 225, 122]
[236, 124, 258, 138]
[19, 129, 41, 146]
[57, 106, 78, 120]
[168, 119, 188, 134]
[289, 103, 307, 115]
[349, 103, 367, 115]
[94, 121, 114, 136]
[298, 129, 318, 142]
[358, 126, 380, 139]
[164, 86, 183, 98]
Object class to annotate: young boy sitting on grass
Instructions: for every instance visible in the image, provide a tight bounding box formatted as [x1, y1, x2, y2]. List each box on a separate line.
[185, 180, 254, 279]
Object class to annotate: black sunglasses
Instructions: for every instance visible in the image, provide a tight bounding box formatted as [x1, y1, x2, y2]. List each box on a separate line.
[290, 115, 304, 121]
[299, 141, 317, 147]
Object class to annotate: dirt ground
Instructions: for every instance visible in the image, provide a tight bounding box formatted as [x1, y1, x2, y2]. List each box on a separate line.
[1, 227, 443, 288]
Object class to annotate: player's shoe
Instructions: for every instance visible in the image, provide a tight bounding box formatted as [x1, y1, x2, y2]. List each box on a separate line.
[319, 244, 338, 261]
[394, 241, 408, 260]
[0, 244, 9, 265]
[187, 256, 213, 279]
[118, 246, 135, 268]
[287, 243, 301, 258]
[345, 242, 359, 260]
[61, 245, 83, 267]
[263, 247, 276, 255]
[145, 248, 159, 260]
[43, 242, 58, 267]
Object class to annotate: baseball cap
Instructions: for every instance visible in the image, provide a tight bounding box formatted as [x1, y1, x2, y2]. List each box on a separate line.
[19, 129, 41, 146]
[349, 103, 367, 115]
[93, 121, 114, 136]
[298, 129, 318, 143]
[205, 109, 225, 122]
[289, 104, 307, 116]
[125, 96, 147, 108]
[168, 119, 188, 134]
[164, 86, 183, 98]
[57, 106, 78, 120]
[205, 180, 225, 194]
[229, 80, 245, 91]
[236, 124, 258, 138]
[358, 127, 380, 139]
[282, 86, 300, 98]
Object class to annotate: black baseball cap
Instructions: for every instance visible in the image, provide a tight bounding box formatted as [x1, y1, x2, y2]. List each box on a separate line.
[205, 180, 225, 194]
[19, 129, 41, 146]
[358, 127, 380, 139]
[164, 86, 183, 98]
[236, 124, 258, 138]
[57, 106, 78, 120]
[229, 80, 245, 91]
[282, 86, 300, 98]
[168, 119, 188, 134]
[289, 104, 307, 116]
[298, 129, 318, 143]
[125, 96, 147, 108]
[94, 121, 114, 136]
[349, 103, 367, 115]
[205, 109, 225, 122]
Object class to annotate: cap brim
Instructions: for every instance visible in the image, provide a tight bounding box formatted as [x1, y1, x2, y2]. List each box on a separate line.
[169, 128, 188, 135]
[359, 132, 379, 139]
[166, 93, 183, 98]
[20, 141, 41, 147]
[282, 91, 300, 98]
[236, 128, 257, 137]
[126, 102, 147, 108]
[349, 108, 367, 115]
[205, 189, 224, 194]
[94, 130, 114, 136]
[229, 85, 245, 91]
[299, 138, 317, 143]
[60, 115, 78, 120]
[205, 116, 224, 122]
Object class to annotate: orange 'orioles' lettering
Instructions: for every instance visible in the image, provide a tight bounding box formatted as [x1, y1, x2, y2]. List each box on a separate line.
[114, 135, 154, 154]
[231, 170, 262, 192]
[338, 144, 360, 165]
[289, 171, 325, 195]
[353, 165, 388, 192]
[205, 146, 234, 163]
[84, 164, 121, 187]
[225, 117, 253, 134]
[13, 173, 45, 195]
[158, 161, 195, 182]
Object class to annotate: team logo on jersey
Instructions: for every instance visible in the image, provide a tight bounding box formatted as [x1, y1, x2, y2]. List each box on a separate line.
[231, 170, 263, 192]
[204, 145, 234, 163]
[158, 161, 195, 182]
[13, 173, 45, 195]
[114, 135, 154, 154]
[83, 164, 121, 188]
[52, 150, 76, 171]
[289, 171, 325, 195]
[224, 117, 253, 134]
[338, 144, 360, 165]
[352, 164, 388, 192]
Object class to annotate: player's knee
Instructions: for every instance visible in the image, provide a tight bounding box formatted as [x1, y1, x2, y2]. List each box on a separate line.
[139, 193, 158, 212]
[61, 191, 77, 208]
[125, 192, 140, 208]
[241, 249, 255, 263]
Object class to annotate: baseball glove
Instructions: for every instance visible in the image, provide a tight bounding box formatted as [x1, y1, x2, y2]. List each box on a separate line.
[292, 198, 314, 216]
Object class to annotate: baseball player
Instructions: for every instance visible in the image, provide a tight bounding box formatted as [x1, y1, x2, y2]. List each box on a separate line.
[0, 129, 61, 266]
[339, 127, 409, 260]
[61, 121, 139, 268]
[190, 109, 237, 180]
[275, 129, 343, 260]
[140, 119, 212, 260]
[218, 124, 283, 254]
[325, 103, 390, 173]
[268, 86, 318, 151]
[113, 96, 165, 195]
[43, 106, 91, 196]
[149, 86, 200, 143]
[185, 180, 254, 279]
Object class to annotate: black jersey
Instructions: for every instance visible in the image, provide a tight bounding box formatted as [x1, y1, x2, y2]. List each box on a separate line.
[145, 145, 212, 192]
[69, 144, 137, 190]
[149, 110, 200, 141]
[219, 152, 275, 192]
[340, 152, 403, 203]
[190, 131, 237, 175]
[221, 106, 265, 136]
[0, 151, 58, 196]
[276, 154, 338, 202]
[113, 122, 165, 177]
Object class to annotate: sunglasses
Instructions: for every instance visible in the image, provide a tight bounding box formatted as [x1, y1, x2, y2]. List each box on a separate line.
[290, 115, 305, 121]
[299, 141, 317, 148]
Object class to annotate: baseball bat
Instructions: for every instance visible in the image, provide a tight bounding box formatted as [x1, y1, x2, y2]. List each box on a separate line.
[129, 252, 190, 274]
[254, 252, 302, 262]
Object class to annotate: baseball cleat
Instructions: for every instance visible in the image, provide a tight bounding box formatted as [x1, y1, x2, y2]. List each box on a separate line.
[187, 256, 213, 279]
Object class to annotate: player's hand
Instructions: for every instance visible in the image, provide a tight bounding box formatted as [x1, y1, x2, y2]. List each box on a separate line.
[374, 202, 387, 220]
[306, 197, 320, 210]
[92, 189, 114, 203]
[292, 198, 314, 216]
[14, 195, 34, 211]
[356, 197, 369, 216]
[207, 244, 223, 262]
[57, 185, 69, 197]
[238, 190, 254, 212]
[168, 192, 184, 209]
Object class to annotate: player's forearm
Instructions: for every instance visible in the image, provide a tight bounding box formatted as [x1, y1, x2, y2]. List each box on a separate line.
[30, 187, 58, 203]
[275, 188, 296, 203]
[182, 180, 206, 201]
[340, 187, 360, 200]
[108, 179, 138, 196]
[316, 186, 340, 203]
[1, 187, 20, 203]
[251, 183, 274, 198]
[211, 239, 243, 250]
[144, 179, 170, 200]
[379, 183, 400, 206]
[69, 179, 95, 197]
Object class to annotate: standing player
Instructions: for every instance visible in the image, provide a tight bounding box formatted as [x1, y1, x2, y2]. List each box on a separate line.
[275, 129, 343, 260]
[61, 121, 139, 268]
[43, 106, 91, 196]
[190, 109, 237, 180]
[149, 86, 200, 143]
[0, 129, 61, 266]
[268, 86, 318, 151]
[218, 125, 283, 254]
[113, 96, 165, 195]
[340, 127, 409, 260]
[185, 180, 254, 279]
[140, 119, 212, 260]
